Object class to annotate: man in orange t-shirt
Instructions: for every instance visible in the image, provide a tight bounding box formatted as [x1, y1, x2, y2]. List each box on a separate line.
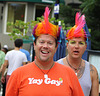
[5, 7, 84, 96]
[6, 62, 84, 96]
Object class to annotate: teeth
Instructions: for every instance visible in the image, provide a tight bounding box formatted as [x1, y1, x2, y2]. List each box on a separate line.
[74, 51, 79, 53]
[42, 51, 48, 54]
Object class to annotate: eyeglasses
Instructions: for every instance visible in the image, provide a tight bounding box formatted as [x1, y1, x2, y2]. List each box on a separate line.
[68, 40, 86, 46]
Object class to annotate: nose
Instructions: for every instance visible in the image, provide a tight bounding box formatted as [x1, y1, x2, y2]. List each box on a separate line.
[43, 43, 48, 48]
[75, 42, 79, 48]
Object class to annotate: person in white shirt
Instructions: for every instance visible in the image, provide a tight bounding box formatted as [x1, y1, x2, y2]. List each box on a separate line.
[1, 39, 27, 84]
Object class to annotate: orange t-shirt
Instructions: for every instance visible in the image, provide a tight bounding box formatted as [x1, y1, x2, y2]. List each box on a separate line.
[6, 62, 84, 96]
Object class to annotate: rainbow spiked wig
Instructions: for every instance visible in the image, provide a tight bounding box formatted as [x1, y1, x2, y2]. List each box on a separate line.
[32, 7, 61, 41]
[66, 12, 87, 40]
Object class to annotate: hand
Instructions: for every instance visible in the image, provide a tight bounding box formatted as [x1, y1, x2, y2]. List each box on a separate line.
[1, 76, 5, 83]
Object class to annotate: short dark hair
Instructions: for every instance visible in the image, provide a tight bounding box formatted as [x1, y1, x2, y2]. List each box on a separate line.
[14, 39, 23, 48]
[34, 36, 58, 47]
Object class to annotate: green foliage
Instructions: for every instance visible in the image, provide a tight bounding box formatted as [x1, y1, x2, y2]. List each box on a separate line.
[7, 17, 66, 41]
[7, 20, 30, 40]
[59, 4, 77, 27]
[91, 30, 100, 49]
[79, 0, 100, 50]
[80, 0, 95, 13]
[31, 16, 65, 29]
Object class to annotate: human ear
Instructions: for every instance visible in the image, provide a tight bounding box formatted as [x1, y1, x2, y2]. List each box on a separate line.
[66, 42, 69, 49]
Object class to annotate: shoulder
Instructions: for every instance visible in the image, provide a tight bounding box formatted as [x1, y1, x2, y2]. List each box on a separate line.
[6, 50, 12, 53]
[84, 60, 98, 77]
[20, 49, 29, 53]
[0, 50, 5, 55]
[20, 49, 30, 55]
[84, 60, 89, 64]
[19, 51, 27, 56]
[12, 62, 34, 74]
[7, 50, 16, 54]
[5, 50, 13, 55]
[55, 62, 75, 75]
[89, 64, 99, 81]
[56, 57, 65, 65]
[90, 64, 98, 74]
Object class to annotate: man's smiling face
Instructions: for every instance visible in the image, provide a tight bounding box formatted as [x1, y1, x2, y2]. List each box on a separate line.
[34, 34, 57, 62]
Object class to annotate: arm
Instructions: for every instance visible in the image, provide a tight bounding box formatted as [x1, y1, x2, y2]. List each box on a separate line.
[1, 60, 8, 83]
[27, 61, 31, 63]
[0, 64, 4, 73]
[22, 62, 27, 65]
[90, 64, 99, 96]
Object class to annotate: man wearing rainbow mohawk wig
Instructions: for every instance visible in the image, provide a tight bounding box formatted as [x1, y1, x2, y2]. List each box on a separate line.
[57, 12, 99, 96]
[5, 7, 84, 96]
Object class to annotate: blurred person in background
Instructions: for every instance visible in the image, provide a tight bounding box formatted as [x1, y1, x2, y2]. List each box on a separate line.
[1, 39, 27, 85]
[1, 45, 8, 96]
[20, 47, 31, 64]
[0, 43, 5, 92]
[1, 45, 8, 54]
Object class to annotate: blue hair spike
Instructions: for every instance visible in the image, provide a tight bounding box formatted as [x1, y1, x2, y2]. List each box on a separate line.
[32, 34, 35, 41]
[86, 37, 88, 45]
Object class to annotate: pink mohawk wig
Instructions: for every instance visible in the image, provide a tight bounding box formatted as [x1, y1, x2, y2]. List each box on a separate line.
[32, 7, 60, 39]
[66, 12, 87, 40]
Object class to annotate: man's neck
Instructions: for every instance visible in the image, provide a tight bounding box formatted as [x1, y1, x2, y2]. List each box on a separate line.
[67, 55, 82, 67]
[34, 59, 54, 70]
[14, 47, 20, 50]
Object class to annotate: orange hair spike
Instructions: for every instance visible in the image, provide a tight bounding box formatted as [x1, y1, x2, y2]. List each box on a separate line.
[32, 6, 60, 40]
[66, 12, 87, 40]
